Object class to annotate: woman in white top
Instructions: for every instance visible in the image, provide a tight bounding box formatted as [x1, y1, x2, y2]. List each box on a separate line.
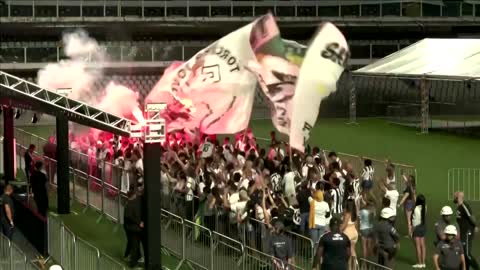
[411, 194, 427, 269]
[308, 190, 330, 245]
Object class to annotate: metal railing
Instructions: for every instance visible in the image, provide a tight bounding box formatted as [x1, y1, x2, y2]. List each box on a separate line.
[0, 233, 43, 270]
[359, 258, 393, 270]
[47, 214, 125, 270]
[241, 218, 314, 270]
[448, 168, 480, 202]
[0, 0, 477, 18]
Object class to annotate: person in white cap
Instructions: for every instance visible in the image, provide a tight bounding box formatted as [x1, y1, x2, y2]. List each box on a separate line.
[49, 265, 62, 270]
[373, 207, 399, 268]
[433, 225, 466, 270]
[435, 206, 460, 246]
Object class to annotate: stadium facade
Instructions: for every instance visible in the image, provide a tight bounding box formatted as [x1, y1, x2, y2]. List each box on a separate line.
[1, 0, 479, 131]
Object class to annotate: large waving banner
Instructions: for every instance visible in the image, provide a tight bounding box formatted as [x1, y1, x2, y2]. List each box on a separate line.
[147, 15, 277, 134]
[248, 19, 308, 135]
[289, 23, 350, 152]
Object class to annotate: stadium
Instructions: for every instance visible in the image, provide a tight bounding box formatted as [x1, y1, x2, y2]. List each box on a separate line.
[0, 1, 479, 270]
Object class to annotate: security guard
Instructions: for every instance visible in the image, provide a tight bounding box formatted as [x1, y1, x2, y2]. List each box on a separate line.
[435, 206, 460, 246]
[433, 225, 466, 270]
[374, 207, 400, 268]
[269, 220, 294, 269]
[454, 192, 479, 270]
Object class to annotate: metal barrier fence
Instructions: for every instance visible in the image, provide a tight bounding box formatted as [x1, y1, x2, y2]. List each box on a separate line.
[184, 219, 214, 270]
[47, 212, 63, 267]
[359, 258, 393, 270]
[212, 231, 244, 270]
[47, 214, 126, 270]
[448, 168, 480, 202]
[62, 227, 76, 270]
[242, 218, 314, 270]
[0, 233, 43, 270]
[1, 0, 474, 18]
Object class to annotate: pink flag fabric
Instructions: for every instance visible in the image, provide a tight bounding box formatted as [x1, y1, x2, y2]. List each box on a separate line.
[147, 15, 278, 135]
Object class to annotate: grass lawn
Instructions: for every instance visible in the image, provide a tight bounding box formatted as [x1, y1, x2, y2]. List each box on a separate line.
[18, 118, 480, 270]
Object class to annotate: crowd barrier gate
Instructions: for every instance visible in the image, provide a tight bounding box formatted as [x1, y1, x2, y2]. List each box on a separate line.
[448, 168, 480, 202]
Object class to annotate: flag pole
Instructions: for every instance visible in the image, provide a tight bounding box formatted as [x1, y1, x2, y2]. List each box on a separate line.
[288, 136, 293, 169]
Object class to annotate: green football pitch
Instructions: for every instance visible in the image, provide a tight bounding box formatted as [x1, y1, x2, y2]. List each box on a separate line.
[20, 118, 480, 270]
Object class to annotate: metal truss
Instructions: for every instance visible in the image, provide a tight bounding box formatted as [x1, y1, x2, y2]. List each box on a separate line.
[0, 71, 133, 136]
[346, 71, 357, 124]
[420, 76, 429, 134]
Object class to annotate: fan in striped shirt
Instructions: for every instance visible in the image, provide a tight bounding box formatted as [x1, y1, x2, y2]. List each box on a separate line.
[329, 178, 343, 215]
[314, 154, 326, 179]
[328, 151, 342, 169]
[270, 171, 283, 194]
[361, 159, 375, 190]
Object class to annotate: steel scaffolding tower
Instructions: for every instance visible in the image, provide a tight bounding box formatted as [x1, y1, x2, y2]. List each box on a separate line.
[420, 76, 429, 134]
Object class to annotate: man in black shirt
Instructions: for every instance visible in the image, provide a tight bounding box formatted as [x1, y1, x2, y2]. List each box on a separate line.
[269, 221, 294, 269]
[454, 192, 479, 270]
[24, 144, 35, 182]
[296, 181, 310, 235]
[30, 161, 49, 217]
[313, 216, 351, 270]
[123, 188, 143, 268]
[0, 185, 15, 240]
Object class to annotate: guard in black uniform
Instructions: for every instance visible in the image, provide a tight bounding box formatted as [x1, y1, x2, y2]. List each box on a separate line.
[123, 187, 143, 268]
[269, 221, 294, 269]
[435, 206, 459, 246]
[30, 161, 49, 216]
[433, 225, 466, 270]
[374, 207, 400, 268]
[313, 216, 351, 270]
[454, 192, 479, 270]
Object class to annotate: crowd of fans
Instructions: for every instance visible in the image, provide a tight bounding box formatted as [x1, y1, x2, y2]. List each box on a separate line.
[18, 129, 478, 270]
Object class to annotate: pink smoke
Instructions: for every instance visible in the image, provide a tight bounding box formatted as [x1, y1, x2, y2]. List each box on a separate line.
[131, 107, 145, 125]
[97, 82, 141, 120]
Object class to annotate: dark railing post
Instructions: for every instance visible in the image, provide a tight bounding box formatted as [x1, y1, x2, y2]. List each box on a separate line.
[56, 113, 70, 214]
[3, 107, 15, 185]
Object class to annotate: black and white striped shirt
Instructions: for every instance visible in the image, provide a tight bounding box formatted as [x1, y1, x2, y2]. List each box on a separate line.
[270, 173, 283, 193]
[361, 166, 374, 181]
[330, 188, 343, 214]
[352, 178, 361, 199]
[317, 164, 326, 179]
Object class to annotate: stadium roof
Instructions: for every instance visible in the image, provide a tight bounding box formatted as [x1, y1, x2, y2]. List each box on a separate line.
[354, 38, 480, 81]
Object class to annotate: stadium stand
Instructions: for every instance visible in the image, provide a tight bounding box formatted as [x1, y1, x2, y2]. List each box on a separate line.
[0, 0, 478, 18]
[0, 40, 413, 64]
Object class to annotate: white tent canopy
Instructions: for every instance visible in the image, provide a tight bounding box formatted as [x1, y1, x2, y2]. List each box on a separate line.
[354, 38, 480, 79]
